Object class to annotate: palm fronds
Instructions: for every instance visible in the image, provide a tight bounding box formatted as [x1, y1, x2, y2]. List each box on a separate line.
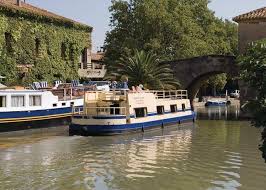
[106, 50, 179, 90]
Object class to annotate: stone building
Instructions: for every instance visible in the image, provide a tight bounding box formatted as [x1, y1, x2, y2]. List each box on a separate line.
[0, 0, 92, 85]
[233, 7, 266, 105]
[233, 7, 266, 53]
[78, 51, 107, 79]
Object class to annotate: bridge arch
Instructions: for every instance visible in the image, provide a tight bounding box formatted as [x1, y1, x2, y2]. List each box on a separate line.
[186, 71, 227, 101]
[164, 55, 239, 104]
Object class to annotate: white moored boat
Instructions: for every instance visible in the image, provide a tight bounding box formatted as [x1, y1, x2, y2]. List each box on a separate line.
[0, 88, 84, 132]
[69, 90, 196, 136]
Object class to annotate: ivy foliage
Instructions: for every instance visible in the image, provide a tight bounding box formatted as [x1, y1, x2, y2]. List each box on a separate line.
[0, 10, 91, 86]
[0, 5, 92, 32]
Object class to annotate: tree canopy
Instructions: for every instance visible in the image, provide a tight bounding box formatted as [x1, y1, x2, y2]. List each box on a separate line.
[238, 39, 266, 162]
[104, 0, 238, 64]
[205, 73, 228, 95]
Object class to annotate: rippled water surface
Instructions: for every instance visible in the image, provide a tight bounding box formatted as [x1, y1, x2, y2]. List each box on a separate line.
[0, 107, 266, 190]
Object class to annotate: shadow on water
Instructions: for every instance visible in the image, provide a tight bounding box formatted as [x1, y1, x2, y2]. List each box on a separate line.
[84, 122, 197, 146]
[195, 105, 241, 121]
[196, 105, 266, 163]
[0, 126, 69, 149]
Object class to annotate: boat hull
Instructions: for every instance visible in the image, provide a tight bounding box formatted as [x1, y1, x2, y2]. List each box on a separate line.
[0, 106, 83, 132]
[69, 112, 196, 136]
[205, 101, 229, 107]
[0, 117, 71, 132]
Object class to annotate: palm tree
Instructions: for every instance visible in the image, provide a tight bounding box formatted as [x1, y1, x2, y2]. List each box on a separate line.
[107, 50, 179, 89]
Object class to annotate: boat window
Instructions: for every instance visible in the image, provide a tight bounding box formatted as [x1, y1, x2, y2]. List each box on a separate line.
[70, 102, 74, 106]
[170, 104, 177, 113]
[135, 107, 147, 118]
[110, 104, 120, 115]
[182, 103, 186, 111]
[11, 96, 25, 107]
[0, 96, 6, 107]
[62, 102, 66, 106]
[157, 106, 164, 115]
[53, 103, 57, 107]
[29, 95, 41, 106]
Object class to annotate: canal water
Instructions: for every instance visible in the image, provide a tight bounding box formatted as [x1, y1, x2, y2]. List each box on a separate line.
[0, 106, 266, 190]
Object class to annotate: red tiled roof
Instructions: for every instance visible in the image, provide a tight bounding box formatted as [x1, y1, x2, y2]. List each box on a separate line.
[233, 7, 266, 22]
[0, 0, 92, 30]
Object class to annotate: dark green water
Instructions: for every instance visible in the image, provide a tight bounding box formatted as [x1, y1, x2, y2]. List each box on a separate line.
[0, 106, 265, 190]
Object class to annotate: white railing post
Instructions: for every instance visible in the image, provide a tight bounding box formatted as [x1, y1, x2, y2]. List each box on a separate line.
[63, 88, 66, 101]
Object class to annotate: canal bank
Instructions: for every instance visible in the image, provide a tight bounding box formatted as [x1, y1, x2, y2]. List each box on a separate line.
[0, 106, 265, 190]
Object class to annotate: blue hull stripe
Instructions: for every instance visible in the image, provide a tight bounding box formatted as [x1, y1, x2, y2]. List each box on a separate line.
[0, 106, 83, 123]
[70, 112, 196, 135]
[73, 109, 193, 120]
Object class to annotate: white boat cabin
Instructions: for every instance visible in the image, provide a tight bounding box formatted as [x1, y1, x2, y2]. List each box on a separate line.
[72, 90, 192, 126]
[0, 89, 83, 112]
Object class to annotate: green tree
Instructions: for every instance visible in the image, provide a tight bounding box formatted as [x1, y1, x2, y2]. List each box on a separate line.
[206, 73, 228, 96]
[107, 50, 179, 89]
[238, 39, 266, 162]
[105, 0, 237, 64]
[104, 0, 237, 91]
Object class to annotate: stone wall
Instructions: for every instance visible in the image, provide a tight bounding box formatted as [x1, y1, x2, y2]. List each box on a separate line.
[166, 55, 238, 103]
[238, 21, 266, 53]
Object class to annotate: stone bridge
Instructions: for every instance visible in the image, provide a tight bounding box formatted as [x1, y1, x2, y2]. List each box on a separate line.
[164, 55, 239, 103]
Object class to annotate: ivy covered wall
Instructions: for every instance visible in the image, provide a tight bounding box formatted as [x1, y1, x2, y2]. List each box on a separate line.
[0, 8, 92, 86]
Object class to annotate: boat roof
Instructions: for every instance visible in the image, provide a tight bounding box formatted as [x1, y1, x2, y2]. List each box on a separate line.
[0, 89, 47, 93]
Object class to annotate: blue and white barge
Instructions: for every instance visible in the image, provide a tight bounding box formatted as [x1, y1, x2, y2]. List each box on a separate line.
[0, 88, 83, 132]
[70, 90, 196, 136]
[205, 99, 230, 107]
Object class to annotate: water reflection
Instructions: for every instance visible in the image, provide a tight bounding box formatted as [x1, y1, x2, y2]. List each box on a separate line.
[125, 129, 193, 179]
[196, 105, 241, 120]
[0, 108, 266, 190]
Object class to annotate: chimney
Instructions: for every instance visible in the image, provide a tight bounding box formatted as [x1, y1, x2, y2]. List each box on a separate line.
[17, 0, 21, 6]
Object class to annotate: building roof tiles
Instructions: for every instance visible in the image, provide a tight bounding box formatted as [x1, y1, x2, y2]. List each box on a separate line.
[233, 7, 266, 22]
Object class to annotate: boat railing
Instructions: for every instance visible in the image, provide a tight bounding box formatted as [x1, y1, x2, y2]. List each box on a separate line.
[84, 89, 188, 101]
[73, 106, 127, 118]
[85, 90, 128, 101]
[49, 86, 94, 101]
[149, 90, 188, 99]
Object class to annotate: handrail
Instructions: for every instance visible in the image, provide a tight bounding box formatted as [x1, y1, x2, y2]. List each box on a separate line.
[149, 90, 188, 99]
[49, 86, 92, 101]
[84, 90, 188, 99]
[73, 106, 127, 117]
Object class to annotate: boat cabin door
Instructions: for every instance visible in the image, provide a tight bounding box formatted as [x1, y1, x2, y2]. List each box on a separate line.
[110, 103, 120, 115]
